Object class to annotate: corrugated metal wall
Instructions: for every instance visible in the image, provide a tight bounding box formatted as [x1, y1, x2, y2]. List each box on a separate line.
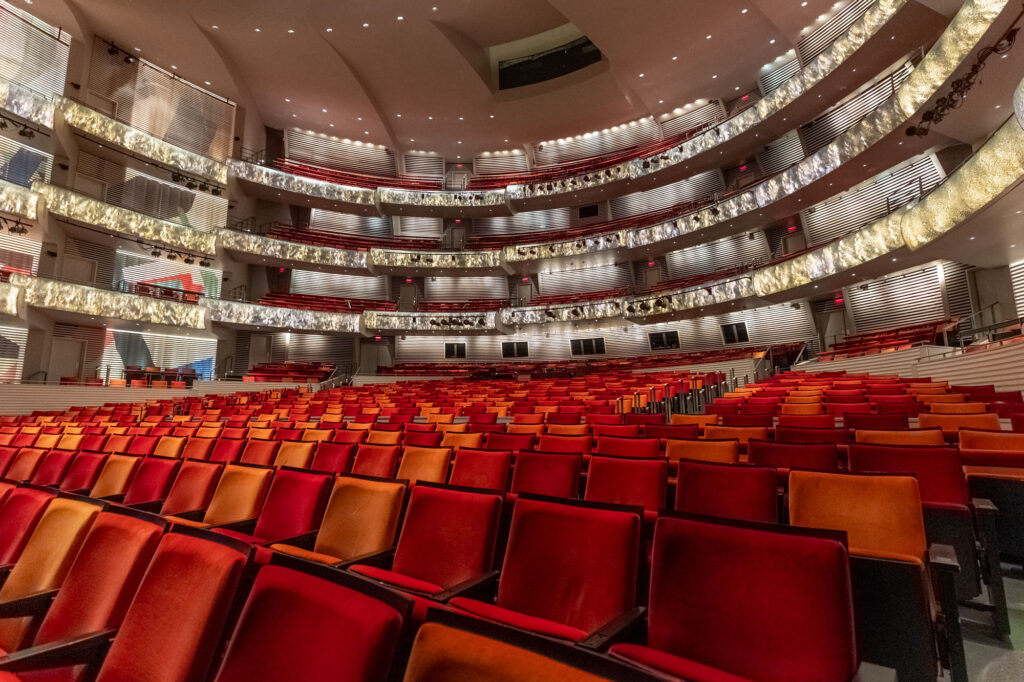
[0, 323, 27, 384]
[63, 238, 114, 286]
[422, 276, 509, 301]
[797, 0, 875, 64]
[845, 263, 946, 333]
[114, 250, 222, 297]
[403, 154, 445, 177]
[1010, 260, 1024, 317]
[538, 263, 632, 296]
[284, 129, 396, 175]
[940, 261, 975, 334]
[533, 118, 661, 167]
[661, 101, 725, 137]
[0, 136, 52, 188]
[758, 58, 800, 95]
[290, 270, 388, 300]
[86, 37, 235, 161]
[52, 324, 216, 379]
[395, 216, 442, 239]
[609, 170, 723, 218]
[474, 152, 529, 175]
[474, 207, 574, 237]
[756, 131, 805, 176]
[310, 208, 392, 238]
[395, 303, 815, 363]
[0, 232, 41, 275]
[802, 155, 944, 245]
[0, 0, 69, 97]
[665, 232, 770, 279]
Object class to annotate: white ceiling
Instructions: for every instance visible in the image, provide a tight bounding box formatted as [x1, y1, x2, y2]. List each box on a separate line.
[29, 0, 853, 157]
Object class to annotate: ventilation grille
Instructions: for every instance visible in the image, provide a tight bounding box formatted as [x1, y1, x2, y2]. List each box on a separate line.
[0, 136, 52, 188]
[534, 118, 660, 167]
[403, 154, 445, 177]
[539, 263, 631, 296]
[475, 206, 574, 237]
[802, 155, 944, 245]
[609, 170, 722, 218]
[474, 153, 529, 175]
[114, 250, 222, 298]
[64, 238, 114, 286]
[666, 232, 770, 280]
[86, 37, 235, 161]
[758, 58, 800, 95]
[310, 208, 392, 238]
[269, 333, 353, 372]
[846, 263, 946, 333]
[422, 276, 509, 301]
[0, 323, 27, 383]
[940, 261, 974, 334]
[798, 0, 875, 64]
[284, 129, 396, 176]
[53, 323, 216, 379]
[1013, 261, 1024, 318]
[290, 270, 388, 300]
[801, 61, 913, 154]
[0, 0, 69, 98]
[661, 101, 725, 137]
[396, 216, 442, 239]
[756, 130, 804, 176]
[0, 232, 40, 275]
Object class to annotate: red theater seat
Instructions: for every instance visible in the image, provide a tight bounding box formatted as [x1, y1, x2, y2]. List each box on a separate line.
[449, 449, 511, 491]
[509, 452, 581, 499]
[675, 460, 778, 523]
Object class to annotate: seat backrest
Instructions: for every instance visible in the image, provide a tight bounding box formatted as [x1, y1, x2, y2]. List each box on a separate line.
[789, 471, 927, 561]
[29, 449, 75, 485]
[212, 562, 406, 682]
[5, 448, 46, 481]
[126, 435, 159, 456]
[776, 414, 836, 429]
[498, 498, 639, 636]
[159, 460, 224, 515]
[332, 429, 369, 445]
[209, 438, 246, 463]
[843, 412, 909, 430]
[310, 442, 356, 473]
[123, 457, 182, 505]
[251, 469, 333, 542]
[152, 436, 186, 458]
[60, 451, 108, 492]
[405, 430, 443, 448]
[351, 444, 401, 478]
[449, 449, 512, 491]
[239, 439, 281, 466]
[585, 456, 667, 511]
[181, 437, 216, 461]
[594, 437, 660, 459]
[390, 486, 503, 591]
[202, 465, 274, 526]
[591, 424, 640, 439]
[366, 429, 402, 446]
[54, 434, 84, 451]
[675, 461, 778, 523]
[546, 412, 582, 425]
[664, 439, 739, 464]
[300, 428, 334, 443]
[274, 441, 316, 469]
[646, 516, 857, 682]
[0, 498, 101, 651]
[959, 428, 1024, 451]
[854, 428, 945, 446]
[774, 426, 850, 444]
[918, 412, 1002, 434]
[847, 444, 968, 506]
[484, 432, 534, 453]
[90, 454, 142, 498]
[95, 532, 248, 682]
[748, 439, 839, 473]
[314, 477, 407, 561]
[396, 447, 452, 484]
[535, 434, 590, 455]
[0, 487, 54, 566]
[545, 424, 588, 436]
[32, 511, 164, 649]
[510, 452, 582, 499]
[440, 432, 484, 452]
[79, 433, 109, 453]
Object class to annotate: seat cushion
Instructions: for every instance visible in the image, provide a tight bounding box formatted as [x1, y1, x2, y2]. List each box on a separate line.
[448, 597, 589, 642]
[609, 644, 754, 682]
[348, 565, 443, 595]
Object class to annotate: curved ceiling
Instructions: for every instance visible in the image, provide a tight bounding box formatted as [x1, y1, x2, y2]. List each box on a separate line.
[33, 0, 849, 158]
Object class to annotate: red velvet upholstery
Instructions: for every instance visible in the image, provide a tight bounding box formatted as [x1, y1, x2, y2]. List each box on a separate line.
[94, 532, 248, 682]
[332, 430, 368, 445]
[310, 442, 356, 473]
[591, 424, 641, 439]
[29, 450, 74, 486]
[181, 438, 216, 461]
[776, 414, 836, 429]
[405, 431, 444, 448]
[610, 516, 857, 682]
[843, 413, 911, 430]
[847, 444, 968, 506]
[78, 434, 108, 453]
[449, 449, 512, 491]
[349, 486, 502, 595]
[4, 448, 46, 482]
[59, 452, 108, 492]
[159, 461, 224, 515]
[585, 456, 667, 511]
[675, 461, 778, 523]
[484, 433, 535, 453]
[774, 426, 850, 444]
[212, 564, 405, 682]
[594, 437, 660, 459]
[747, 439, 840, 479]
[0, 487, 54, 566]
[125, 436, 158, 457]
[218, 469, 332, 545]
[535, 435, 590, 455]
[623, 414, 666, 426]
[546, 413, 582, 425]
[450, 498, 640, 641]
[510, 452, 581, 499]
[352, 444, 401, 478]
[209, 438, 245, 463]
[239, 439, 281, 466]
[122, 457, 181, 506]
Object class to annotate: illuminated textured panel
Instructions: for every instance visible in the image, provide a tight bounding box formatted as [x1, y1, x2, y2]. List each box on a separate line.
[56, 97, 228, 184]
[34, 183, 217, 254]
[500, 299, 624, 325]
[12, 274, 206, 328]
[216, 229, 368, 269]
[369, 248, 501, 270]
[363, 310, 497, 332]
[0, 279, 22, 317]
[0, 179, 38, 219]
[0, 75, 54, 128]
[203, 299, 361, 334]
[378, 187, 506, 209]
[227, 159, 376, 206]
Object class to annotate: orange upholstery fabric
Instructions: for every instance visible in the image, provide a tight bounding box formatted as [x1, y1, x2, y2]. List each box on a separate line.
[854, 429, 945, 446]
[665, 439, 739, 465]
[274, 441, 316, 469]
[396, 447, 452, 484]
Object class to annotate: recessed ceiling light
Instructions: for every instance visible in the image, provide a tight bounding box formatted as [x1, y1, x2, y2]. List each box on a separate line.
[362, 23, 369, 27]
[504, 139, 509, 142]
[410, 138, 414, 142]
[364, 130, 369, 135]
[254, 28, 261, 32]
[432, 6, 438, 10]
[970, 236, 976, 240]
[769, 39, 775, 44]
[456, 155, 461, 159]
[672, 56, 677, 61]
[706, 34, 712, 39]
[996, 105, 1001, 109]
[428, 116, 433, 120]
[741, 8, 748, 13]
[287, 29, 295, 33]
[212, 25, 219, 29]
[171, 65, 177, 70]
[204, 81, 211, 85]
[712, 74, 717, 79]
[735, 86, 740, 90]
[134, 47, 141, 52]
[801, 1, 807, 5]
[322, 108, 327, 113]
[285, 98, 291, 102]
[457, 141, 462, 144]
[396, 114, 402, 117]
[489, 114, 495, 118]
[459, 116, 464, 120]
[326, 27, 333, 32]
[292, 114, 298, 118]
[357, 117, 362, 121]
[658, 99, 664, 104]
[397, 16, 403, 20]
[329, 124, 334, 127]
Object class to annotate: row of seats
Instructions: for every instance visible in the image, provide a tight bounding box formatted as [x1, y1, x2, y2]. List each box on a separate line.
[243, 362, 335, 383]
[266, 223, 441, 252]
[416, 299, 506, 312]
[819, 318, 958, 360]
[273, 157, 444, 191]
[256, 291, 397, 313]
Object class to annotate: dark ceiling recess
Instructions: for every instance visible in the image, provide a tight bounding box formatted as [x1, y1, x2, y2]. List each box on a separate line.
[498, 36, 601, 90]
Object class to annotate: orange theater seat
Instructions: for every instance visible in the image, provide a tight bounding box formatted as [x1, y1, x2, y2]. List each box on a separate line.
[918, 412, 1002, 437]
[854, 429, 945, 446]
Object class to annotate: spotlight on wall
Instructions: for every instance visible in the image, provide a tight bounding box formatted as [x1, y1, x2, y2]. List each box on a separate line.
[166, 252, 178, 261]
[107, 44, 119, 56]
[151, 249, 161, 257]
[182, 256, 195, 265]
[199, 259, 212, 267]
[211, 187, 222, 196]
[185, 180, 197, 190]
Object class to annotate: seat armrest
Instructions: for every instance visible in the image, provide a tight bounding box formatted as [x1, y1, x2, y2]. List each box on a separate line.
[170, 509, 207, 522]
[204, 518, 257, 533]
[126, 500, 164, 513]
[0, 589, 58, 619]
[266, 531, 318, 550]
[433, 570, 501, 602]
[334, 547, 396, 569]
[96, 494, 125, 503]
[0, 629, 116, 672]
[971, 497, 997, 514]
[969, 497, 1010, 636]
[927, 543, 960, 574]
[578, 606, 647, 651]
[928, 543, 968, 682]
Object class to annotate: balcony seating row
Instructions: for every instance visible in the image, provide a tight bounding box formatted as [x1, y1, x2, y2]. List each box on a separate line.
[243, 362, 334, 384]
[256, 292, 396, 313]
[272, 157, 443, 191]
[266, 223, 440, 252]
[416, 299, 506, 312]
[818, 318, 959, 361]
